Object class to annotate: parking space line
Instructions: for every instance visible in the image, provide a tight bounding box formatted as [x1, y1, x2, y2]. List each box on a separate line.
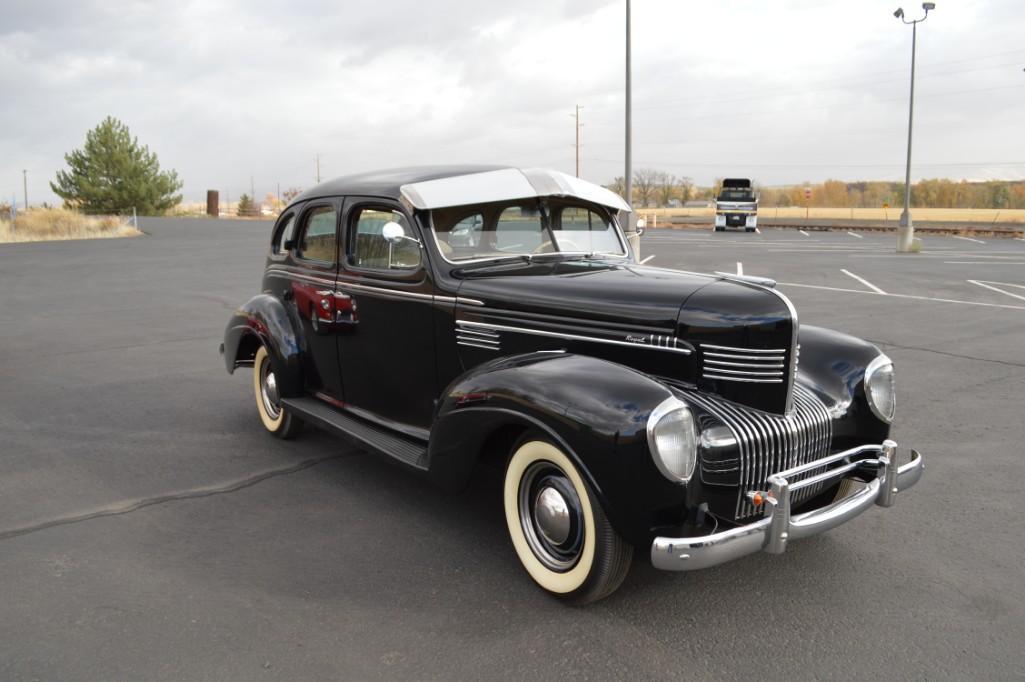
[778, 282, 1025, 310]
[952, 235, 986, 244]
[967, 280, 1025, 303]
[841, 269, 887, 294]
[737, 261, 744, 275]
[640, 255, 655, 264]
[847, 231, 863, 239]
[799, 230, 810, 237]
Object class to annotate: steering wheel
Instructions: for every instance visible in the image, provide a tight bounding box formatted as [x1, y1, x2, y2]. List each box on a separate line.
[532, 238, 584, 254]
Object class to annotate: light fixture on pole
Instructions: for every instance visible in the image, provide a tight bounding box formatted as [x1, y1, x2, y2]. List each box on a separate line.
[894, 2, 935, 253]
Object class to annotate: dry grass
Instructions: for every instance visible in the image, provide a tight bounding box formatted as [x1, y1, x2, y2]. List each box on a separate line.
[0, 208, 143, 244]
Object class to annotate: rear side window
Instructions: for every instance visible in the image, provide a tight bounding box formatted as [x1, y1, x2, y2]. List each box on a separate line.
[350, 208, 421, 270]
[297, 205, 337, 263]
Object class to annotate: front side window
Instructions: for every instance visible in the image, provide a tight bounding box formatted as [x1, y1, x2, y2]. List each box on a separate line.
[430, 200, 626, 262]
[350, 208, 421, 270]
[297, 205, 337, 262]
[273, 212, 296, 254]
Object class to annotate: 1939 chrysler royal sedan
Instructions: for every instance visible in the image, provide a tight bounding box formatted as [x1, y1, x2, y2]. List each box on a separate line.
[221, 166, 923, 603]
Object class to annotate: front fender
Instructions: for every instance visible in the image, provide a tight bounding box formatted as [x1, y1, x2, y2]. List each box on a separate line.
[427, 352, 687, 546]
[798, 324, 891, 444]
[222, 294, 304, 399]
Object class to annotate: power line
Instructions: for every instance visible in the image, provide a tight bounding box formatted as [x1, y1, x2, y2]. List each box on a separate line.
[580, 83, 1025, 141]
[585, 54, 1025, 113]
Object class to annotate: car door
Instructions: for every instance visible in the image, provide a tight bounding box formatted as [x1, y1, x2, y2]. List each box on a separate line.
[270, 200, 344, 400]
[335, 197, 437, 434]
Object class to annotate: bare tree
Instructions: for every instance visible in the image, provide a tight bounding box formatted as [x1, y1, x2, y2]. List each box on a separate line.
[605, 177, 627, 201]
[676, 176, 694, 204]
[656, 173, 676, 207]
[632, 168, 661, 207]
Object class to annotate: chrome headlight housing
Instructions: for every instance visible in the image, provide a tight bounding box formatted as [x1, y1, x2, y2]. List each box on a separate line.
[864, 354, 896, 424]
[646, 396, 698, 483]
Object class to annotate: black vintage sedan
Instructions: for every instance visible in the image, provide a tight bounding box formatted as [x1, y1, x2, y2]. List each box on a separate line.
[221, 165, 923, 603]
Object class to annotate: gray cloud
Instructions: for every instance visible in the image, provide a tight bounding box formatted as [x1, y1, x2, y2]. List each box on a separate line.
[2, 0, 1023, 207]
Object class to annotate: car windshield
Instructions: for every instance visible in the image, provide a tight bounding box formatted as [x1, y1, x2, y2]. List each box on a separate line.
[430, 199, 628, 263]
[718, 189, 754, 201]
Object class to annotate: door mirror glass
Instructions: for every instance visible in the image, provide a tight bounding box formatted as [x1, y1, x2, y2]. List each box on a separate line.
[636, 218, 646, 229]
[381, 221, 406, 243]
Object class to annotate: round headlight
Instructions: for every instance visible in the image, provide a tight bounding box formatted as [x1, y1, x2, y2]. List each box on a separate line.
[865, 355, 896, 424]
[646, 396, 697, 483]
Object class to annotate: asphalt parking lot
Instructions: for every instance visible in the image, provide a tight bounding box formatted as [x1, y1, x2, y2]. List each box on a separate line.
[1, 219, 1023, 679]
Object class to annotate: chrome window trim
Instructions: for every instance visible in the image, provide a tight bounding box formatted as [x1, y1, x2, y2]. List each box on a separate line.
[426, 205, 630, 266]
[456, 319, 693, 355]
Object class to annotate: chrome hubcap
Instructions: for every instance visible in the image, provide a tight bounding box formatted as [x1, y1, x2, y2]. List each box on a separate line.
[259, 358, 281, 419]
[518, 461, 584, 572]
[534, 487, 571, 545]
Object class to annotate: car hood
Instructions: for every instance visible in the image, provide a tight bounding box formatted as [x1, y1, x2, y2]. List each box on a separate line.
[455, 261, 797, 414]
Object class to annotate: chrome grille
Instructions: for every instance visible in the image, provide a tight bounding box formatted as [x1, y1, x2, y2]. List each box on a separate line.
[455, 322, 500, 351]
[700, 343, 787, 384]
[682, 383, 833, 519]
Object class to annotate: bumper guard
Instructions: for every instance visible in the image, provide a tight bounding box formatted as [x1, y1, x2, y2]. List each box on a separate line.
[651, 440, 923, 571]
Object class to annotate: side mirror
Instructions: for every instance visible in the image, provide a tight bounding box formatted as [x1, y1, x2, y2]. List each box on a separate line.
[381, 221, 406, 243]
[635, 218, 646, 237]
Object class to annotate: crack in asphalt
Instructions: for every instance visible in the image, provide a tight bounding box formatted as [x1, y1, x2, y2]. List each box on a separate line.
[0, 454, 342, 542]
[867, 338, 1025, 369]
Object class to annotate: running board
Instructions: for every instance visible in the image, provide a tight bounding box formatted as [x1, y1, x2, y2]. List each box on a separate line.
[281, 397, 428, 471]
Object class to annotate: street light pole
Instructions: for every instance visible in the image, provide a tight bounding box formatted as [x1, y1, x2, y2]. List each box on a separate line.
[625, 0, 639, 258]
[894, 3, 934, 253]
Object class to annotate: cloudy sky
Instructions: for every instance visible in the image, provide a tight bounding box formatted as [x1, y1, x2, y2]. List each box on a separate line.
[2, 0, 1023, 205]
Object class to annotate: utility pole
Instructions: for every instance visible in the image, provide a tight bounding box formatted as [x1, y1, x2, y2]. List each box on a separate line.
[315, 154, 321, 183]
[574, 105, 582, 178]
[894, 2, 935, 253]
[22, 169, 28, 210]
[277, 182, 281, 209]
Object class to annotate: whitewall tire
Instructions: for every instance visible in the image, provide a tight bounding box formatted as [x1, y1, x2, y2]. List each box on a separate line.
[253, 345, 303, 439]
[503, 438, 632, 604]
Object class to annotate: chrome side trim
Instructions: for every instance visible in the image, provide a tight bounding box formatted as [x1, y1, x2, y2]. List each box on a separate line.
[457, 319, 693, 355]
[651, 440, 924, 571]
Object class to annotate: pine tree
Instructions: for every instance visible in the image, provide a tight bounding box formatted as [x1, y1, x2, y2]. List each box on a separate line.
[51, 117, 183, 214]
[237, 193, 253, 216]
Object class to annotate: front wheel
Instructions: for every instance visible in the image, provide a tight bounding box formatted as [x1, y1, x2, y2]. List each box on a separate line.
[252, 345, 304, 439]
[503, 438, 632, 604]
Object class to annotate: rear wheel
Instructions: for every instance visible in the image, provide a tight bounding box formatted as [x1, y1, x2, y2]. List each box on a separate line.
[252, 345, 303, 439]
[503, 438, 632, 604]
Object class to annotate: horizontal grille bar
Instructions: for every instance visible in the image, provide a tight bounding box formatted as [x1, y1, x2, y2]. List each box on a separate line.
[701, 343, 787, 354]
[700, 342, 790, 385]
[703, 351, 785, 362]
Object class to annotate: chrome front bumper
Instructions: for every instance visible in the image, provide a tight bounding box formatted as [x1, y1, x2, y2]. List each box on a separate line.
[651, 440, 924, 571]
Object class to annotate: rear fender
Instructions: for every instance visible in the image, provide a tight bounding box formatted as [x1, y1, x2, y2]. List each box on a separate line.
[222, 294, 304, 398]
